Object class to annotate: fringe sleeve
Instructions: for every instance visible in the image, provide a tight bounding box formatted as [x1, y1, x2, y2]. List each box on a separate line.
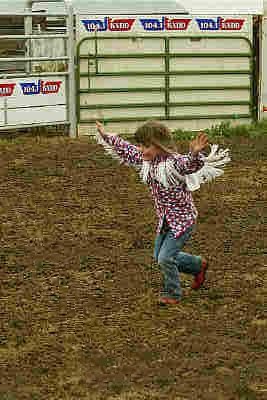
[95, 130, 143, 168]
[153, 145, 231, 191]
[173, 151, 206, 175]
[185, 144, 231, 191]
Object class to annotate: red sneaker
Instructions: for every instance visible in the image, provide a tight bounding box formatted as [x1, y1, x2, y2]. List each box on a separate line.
[191, 259, 208, 290]
[159, 297, 180, 306]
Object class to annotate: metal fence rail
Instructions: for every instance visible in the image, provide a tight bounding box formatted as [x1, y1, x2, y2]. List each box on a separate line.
[77, 35, 254, 125]
[0, 0, 76, 136]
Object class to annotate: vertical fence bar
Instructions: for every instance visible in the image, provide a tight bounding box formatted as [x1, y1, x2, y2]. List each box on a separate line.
[4, 98, 8, 126]
[66, 1, 77, 137]
[24, 3, 33, 74]
[165, 37, 170, 119]
[76, 43, 81, 124]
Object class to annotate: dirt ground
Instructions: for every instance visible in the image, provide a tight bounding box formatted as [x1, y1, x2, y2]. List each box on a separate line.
[1, 134, 266, 400]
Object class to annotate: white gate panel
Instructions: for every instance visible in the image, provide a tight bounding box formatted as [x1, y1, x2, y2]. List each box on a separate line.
[170, 104, 250, 117]
[0, 76, 67, 127]
[81, 75, 165, 90]
[6, 77, 66, 108]
[77, 13, 254, 132]
[170, 74, 251, 87]
[0, 1, 76, 135]
[170, 57, 250, 71]
[0, 110, 4, 124]
[81, 92, 164, 106]
[169, 37, 251, 53]
[81, 107, 165, 120]
[98, 58, 165, 73]
[79, 37, 165, 54]
[7, 105, 67, 126]
[170, 89, 250, 103]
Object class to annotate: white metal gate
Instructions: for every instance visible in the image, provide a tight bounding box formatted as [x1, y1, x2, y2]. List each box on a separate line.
[0, 0, 76, 137]
[76, 12, 254, 135]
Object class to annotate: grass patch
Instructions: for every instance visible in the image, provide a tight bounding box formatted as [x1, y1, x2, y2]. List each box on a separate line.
[35, 261, 54, 276]
[235, 365, 261, 400]
[0, 335, 8, 346]
[206, 288, 225, 302]
[79, 255, 101, 271]
[172, 120, 267, 140]
[247, 342, 267, 352]
[0, 393, 18, 400]
[108, 380, 129, 395]
[153, 375, 176, 389]
[8, 166, 65, 178]
[236, 383, 258, 400]
[15, 335, 26, 347]
[9, 319, 24, 330]
[88, 151, 118, 168]
[8, 264, 26, 274]
[71, 158, 91, 168]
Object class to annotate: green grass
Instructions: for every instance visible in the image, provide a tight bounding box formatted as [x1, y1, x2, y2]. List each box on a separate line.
[236, 365, 260, 400]
[1, 119, 267, 146]
[172, 120, 267, 140]
[8, 166, 66, 178]
[121, 120, 267, 142]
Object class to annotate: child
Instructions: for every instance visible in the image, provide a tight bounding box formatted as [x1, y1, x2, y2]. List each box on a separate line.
[95, 120, 230, 306]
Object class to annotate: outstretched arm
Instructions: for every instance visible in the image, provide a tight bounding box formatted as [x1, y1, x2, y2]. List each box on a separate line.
[173, 132, 209, 175]
[95, 121, 143, 167]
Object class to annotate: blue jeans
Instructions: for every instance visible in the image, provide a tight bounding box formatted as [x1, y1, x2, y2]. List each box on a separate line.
[153, 221, 202, 300]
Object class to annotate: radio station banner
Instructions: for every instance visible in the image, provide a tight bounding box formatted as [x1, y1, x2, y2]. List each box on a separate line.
[0, 76, 67, 126]
[78, 14, 250, 36]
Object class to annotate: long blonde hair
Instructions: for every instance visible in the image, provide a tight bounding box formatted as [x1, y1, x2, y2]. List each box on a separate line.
[134, 120, 178, 153]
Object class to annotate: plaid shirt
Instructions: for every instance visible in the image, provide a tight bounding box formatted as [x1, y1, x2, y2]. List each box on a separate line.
[102, 133, 205, 239]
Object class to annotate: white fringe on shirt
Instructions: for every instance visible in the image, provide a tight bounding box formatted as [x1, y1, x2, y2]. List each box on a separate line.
[185, 144, 231, 191]
[95, 131, 231, 191]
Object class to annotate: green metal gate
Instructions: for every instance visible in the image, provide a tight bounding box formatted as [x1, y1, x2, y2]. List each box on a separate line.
[76, 35, 254, 129]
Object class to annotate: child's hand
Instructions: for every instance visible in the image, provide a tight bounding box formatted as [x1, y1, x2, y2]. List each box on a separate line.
[189, 132, 209, 155]
[95, 120, 105, 137]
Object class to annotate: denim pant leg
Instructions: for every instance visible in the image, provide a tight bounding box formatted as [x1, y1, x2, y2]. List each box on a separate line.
[154, 224, 201, 300]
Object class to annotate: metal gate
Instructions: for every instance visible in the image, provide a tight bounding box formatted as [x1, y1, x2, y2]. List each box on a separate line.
[77, 34, 254, 132]
[0, 0, 76, 136]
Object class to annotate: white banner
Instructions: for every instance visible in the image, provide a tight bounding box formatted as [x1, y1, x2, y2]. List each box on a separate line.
[0, 76, 67, 126]
[78, 14, 251, 37]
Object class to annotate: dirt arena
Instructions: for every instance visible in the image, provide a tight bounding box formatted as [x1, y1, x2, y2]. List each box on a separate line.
[1, 134, 266, 399]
